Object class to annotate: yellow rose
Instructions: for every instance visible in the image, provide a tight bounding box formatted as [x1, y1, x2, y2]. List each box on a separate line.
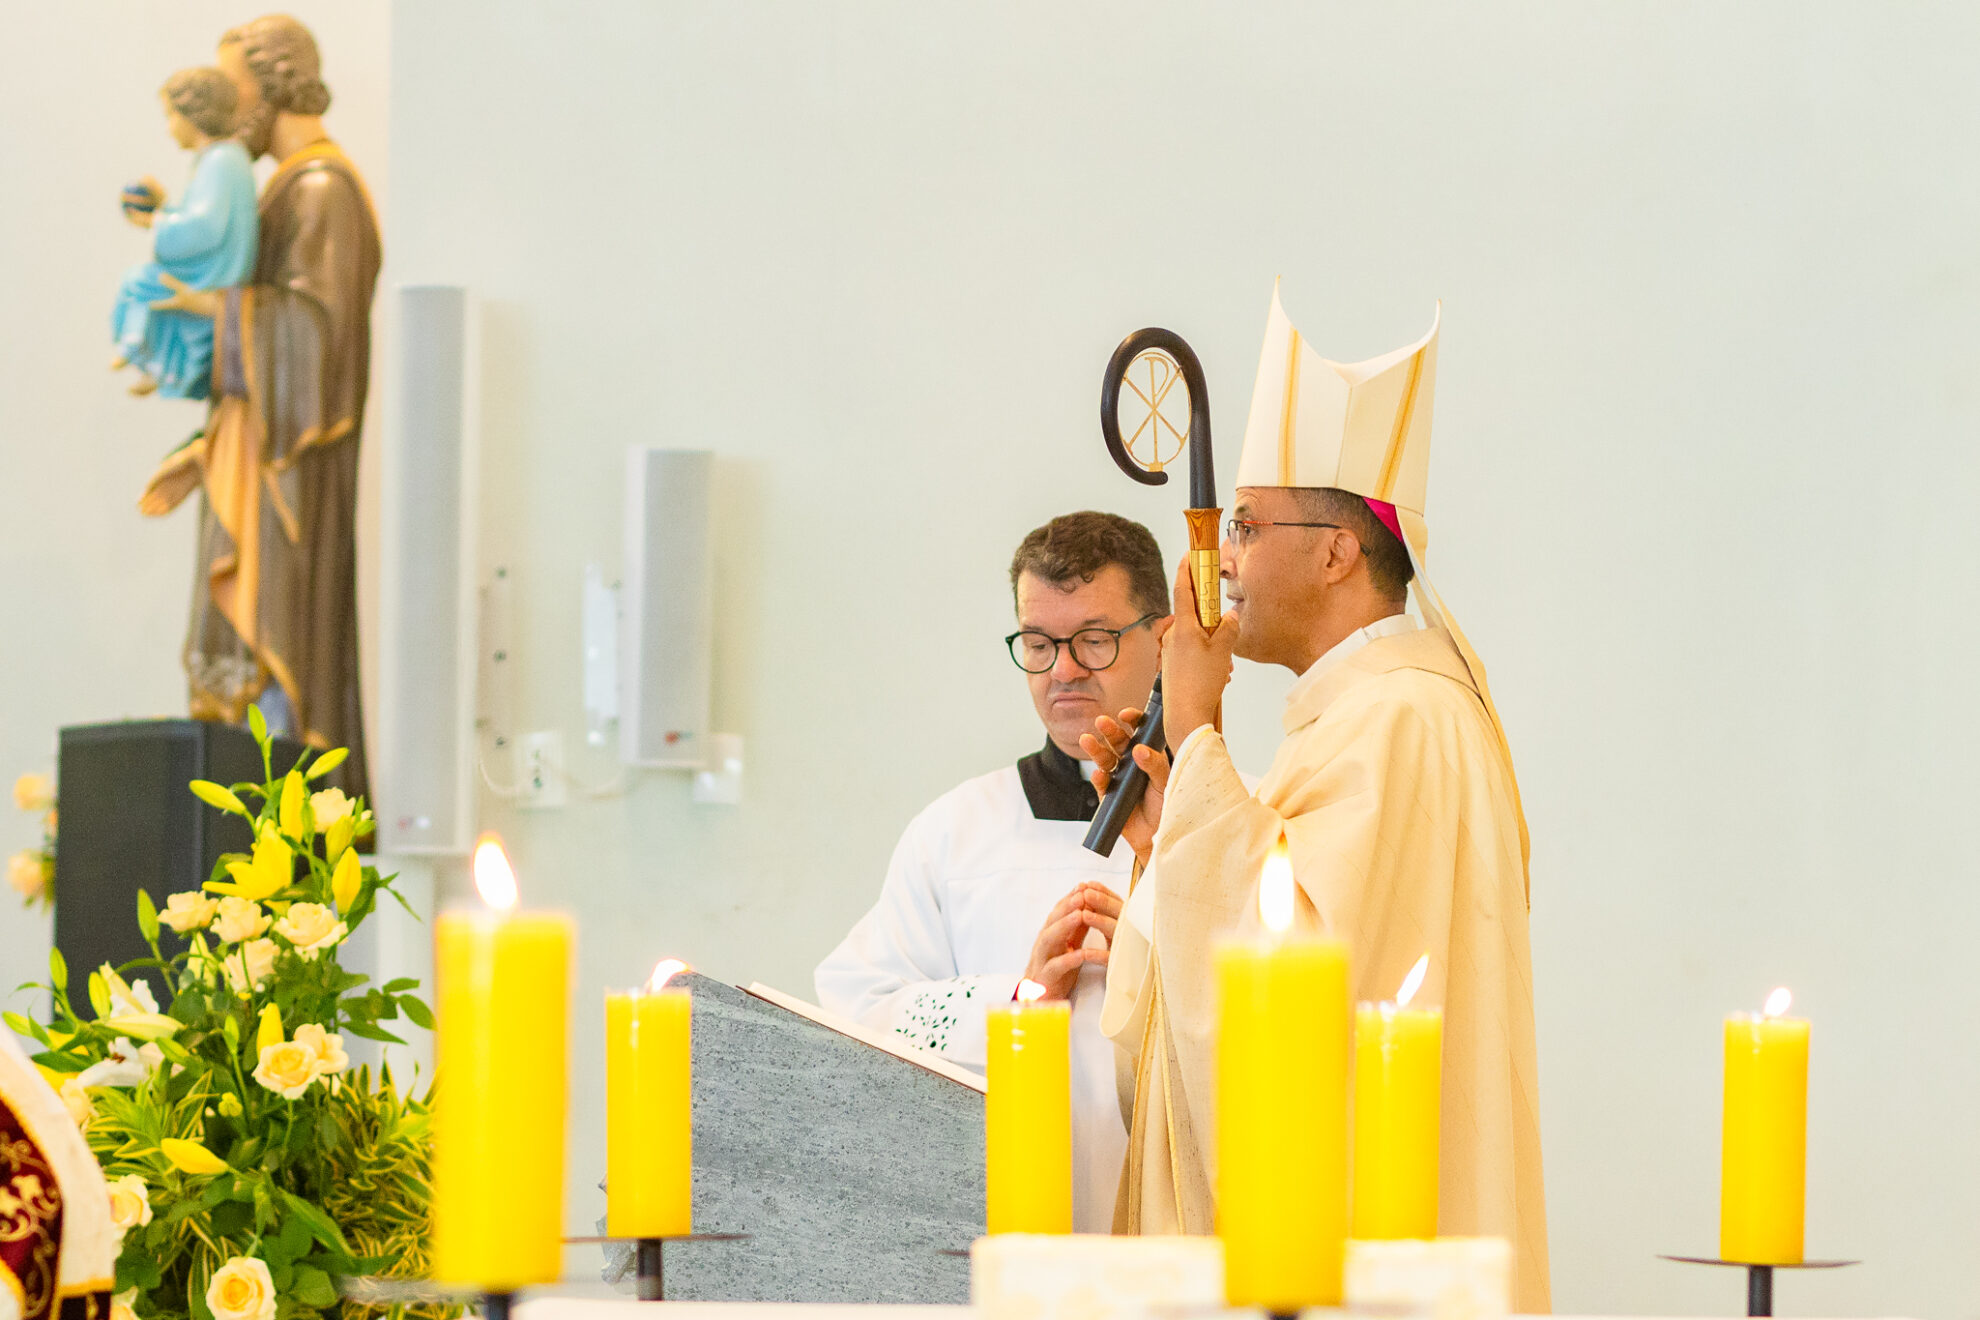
[110, 1291, 138, 1320]
[107, 1173, 153, 1234]
[205, 1256, 276, 1320]
[7, 850, 47, 899]
[252, 1040, 318, 1100]
[14, 773, 54, 812]
[160, 891, 220, 933]
[291, 1023, 349, 1075]
[309, 788, 353, 828]
[272, 902, 346, 962]
[222, 938, 279, 996]
[213, 897, 271, 944]
[59, 1077, 93, 1129]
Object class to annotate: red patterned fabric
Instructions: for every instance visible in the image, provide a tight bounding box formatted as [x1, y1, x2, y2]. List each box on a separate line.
[0, 1095, 63, 1320]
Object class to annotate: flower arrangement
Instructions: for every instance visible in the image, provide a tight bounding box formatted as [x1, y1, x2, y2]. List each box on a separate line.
[10, 770, 57, 909]
[5, 710, 451, 1320]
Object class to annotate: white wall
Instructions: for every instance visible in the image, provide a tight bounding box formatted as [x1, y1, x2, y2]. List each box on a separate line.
[0, 6, 390, 986]
[391, 5, 1980, 1312]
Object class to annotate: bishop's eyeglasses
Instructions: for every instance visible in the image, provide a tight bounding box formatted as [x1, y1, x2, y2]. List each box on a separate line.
[1005, 613, 1161, 673]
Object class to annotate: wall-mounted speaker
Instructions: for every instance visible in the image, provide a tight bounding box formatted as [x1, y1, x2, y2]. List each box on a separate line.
[377, 285, 479, 853]
[621, 448, 714, 768]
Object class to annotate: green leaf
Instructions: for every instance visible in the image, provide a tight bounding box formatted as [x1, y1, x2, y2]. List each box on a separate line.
[49, 946, 67, 992]
[398, 995, 435, 1030]
[277, 1190, 351, 1252]
[380, 977, 418, 994]
[223, 1015, 241, 1051]
[29, 1049, 87, 1074]
[336, 1020, 405, 1045]
[137, 888, 161, 945]
[3, 1011, 50, 1046]
[291, 1264, 338, 1308]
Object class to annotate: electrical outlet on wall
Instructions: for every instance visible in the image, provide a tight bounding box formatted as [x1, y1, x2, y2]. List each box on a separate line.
[515, 731, 568, 809]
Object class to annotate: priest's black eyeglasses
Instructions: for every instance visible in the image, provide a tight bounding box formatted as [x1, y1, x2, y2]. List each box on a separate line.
[1006, 612, 1161, 673]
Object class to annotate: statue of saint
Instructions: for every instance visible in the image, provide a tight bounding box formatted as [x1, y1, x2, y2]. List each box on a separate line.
[140, 15, 380, 802]
[110, 67, 258, 399]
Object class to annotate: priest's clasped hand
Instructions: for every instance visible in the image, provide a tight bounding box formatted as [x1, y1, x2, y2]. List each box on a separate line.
[1159, 555, 1238, 743]
[1021, 881, 1122, 999]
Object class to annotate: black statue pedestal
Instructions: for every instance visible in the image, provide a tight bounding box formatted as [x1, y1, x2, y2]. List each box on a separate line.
[50, 720, 303, 1002]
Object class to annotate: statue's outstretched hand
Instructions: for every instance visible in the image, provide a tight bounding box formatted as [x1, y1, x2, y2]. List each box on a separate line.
[149, 273, 221, 319]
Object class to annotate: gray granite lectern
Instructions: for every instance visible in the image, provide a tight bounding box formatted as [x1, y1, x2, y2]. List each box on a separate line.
[602, 974, 985, 1303]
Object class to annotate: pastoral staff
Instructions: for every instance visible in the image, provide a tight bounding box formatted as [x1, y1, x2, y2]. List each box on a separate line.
[1086, 290, 1548, 1311]
[816, 511, 1170, 1232]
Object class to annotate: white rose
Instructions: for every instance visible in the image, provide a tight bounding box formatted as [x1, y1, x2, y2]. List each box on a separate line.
[213, 897, 271, 944]
[77, 1037, 164, 1089]
[252, 1040, 319, 1100]
[308, 788, 353, 827]
[107, 1174, 153, 1235]
[205, 1256, 276, 1320]
[7, 851, 47, 899]
[160, 891, 220, 933]
[13, 773, 54, 812]
[59, 1077, 93, 1129]
[291, 1023, 349, 1075]
[223, 939, 279, 995]
[272, 903, 346, 962]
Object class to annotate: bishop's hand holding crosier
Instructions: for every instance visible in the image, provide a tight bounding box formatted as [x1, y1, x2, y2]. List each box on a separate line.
[1079, 553, 1240, 866]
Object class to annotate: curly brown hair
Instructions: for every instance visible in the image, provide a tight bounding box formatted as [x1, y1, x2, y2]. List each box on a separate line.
[1008, 512, 1169, 619]
[161, 67, 239, 139]
[221, 14, 331, 116]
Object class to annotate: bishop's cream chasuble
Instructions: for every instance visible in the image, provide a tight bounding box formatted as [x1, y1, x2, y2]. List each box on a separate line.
[1101, 287, 1549, 1313]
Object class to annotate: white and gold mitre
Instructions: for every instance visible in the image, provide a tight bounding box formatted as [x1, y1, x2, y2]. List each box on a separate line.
[1236, 283, 1438, 514]
[1236, 284, 1531, 883]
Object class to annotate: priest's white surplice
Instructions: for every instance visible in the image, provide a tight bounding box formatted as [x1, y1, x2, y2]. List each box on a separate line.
[816, 759, 1133, 1232]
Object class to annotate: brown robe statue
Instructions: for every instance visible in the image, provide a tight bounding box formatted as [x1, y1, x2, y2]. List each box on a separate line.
[141, 20, 379, 803]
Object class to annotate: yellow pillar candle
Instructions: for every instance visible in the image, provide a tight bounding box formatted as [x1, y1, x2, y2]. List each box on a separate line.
[1217, 841, 1350, 1310]
[1352, 954, 1442, 1240]
[984, 979, 1072, 1234]
[1721, 986, 1810, 1265]
[606, 960, 693, 1238]
[432, 836, 574, 1290]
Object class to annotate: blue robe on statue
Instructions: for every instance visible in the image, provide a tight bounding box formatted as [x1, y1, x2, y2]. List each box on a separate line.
[111, 140, 258, 400]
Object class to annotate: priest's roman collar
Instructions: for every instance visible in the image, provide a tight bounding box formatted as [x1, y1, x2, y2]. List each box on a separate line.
[1018, 738, 1100, 822]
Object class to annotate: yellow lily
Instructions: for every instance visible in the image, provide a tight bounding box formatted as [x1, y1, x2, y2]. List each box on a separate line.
[325, 816, 355, 866]
[331, 849, 362, 913]
[189, 780, 249, 817]
[279, 773, 306, 838]
[256, 1004, 284, 1053]
[160, 1138, 228, 1175]
[103, 1012, 182, 1041]
[305, 747, 349, 781]
[206, 834, 293, 901]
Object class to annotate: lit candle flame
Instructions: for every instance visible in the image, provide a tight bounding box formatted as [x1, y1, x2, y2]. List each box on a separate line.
[1763, 986, 1792, 1019]
[472, 833, 518, 910]
[1259, 839, 1294, 935]
[1016, 978, 1047, 1004]
[1396, 953, 1430, 1009]
[648, 958, 690, 991]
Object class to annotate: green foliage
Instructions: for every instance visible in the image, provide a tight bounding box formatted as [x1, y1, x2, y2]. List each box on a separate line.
[16, 721, 453, 1320]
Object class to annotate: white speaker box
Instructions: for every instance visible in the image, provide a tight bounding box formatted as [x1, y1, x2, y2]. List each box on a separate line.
[621, 448, 714, 768]
[377, 285, 479, 853]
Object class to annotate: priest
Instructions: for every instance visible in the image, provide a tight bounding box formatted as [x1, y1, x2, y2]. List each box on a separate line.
[817, 511, 1169, 1232]
[1085, 289, 1548, 1310]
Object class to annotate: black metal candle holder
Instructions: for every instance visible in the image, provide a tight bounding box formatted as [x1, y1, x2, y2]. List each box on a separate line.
[1659, 1255, 1858, 1317]
[479, 1293, 515, 1320]
[566, 1233, 748, 1301]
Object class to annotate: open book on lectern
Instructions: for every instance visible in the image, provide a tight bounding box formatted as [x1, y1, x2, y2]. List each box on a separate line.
[742, 982, 987, 1093]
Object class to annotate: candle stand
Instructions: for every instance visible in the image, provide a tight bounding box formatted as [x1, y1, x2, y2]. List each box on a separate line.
[480, 1293, 515, 1320]
[567, 1233, 749, 1302]
[1659, 1255, 1857, 1317]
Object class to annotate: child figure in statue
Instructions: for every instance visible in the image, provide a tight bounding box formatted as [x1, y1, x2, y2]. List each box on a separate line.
[110, 67, 258, 399]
